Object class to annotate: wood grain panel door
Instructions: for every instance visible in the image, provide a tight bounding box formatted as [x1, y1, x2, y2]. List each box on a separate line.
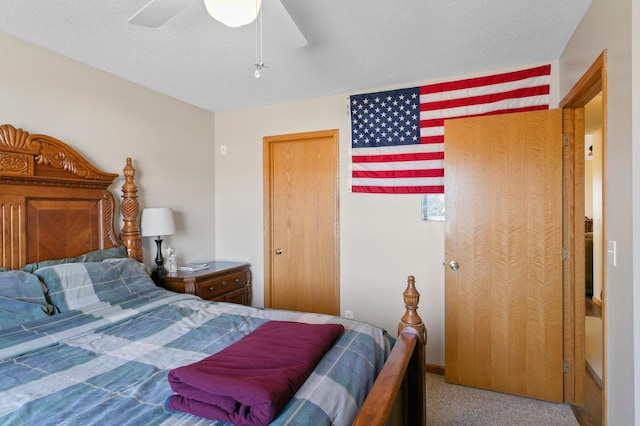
[444, 109, 564, 402]
[263, 130, 339, 315]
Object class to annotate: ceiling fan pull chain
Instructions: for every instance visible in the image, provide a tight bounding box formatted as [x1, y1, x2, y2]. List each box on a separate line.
[254, 0, 264, 78]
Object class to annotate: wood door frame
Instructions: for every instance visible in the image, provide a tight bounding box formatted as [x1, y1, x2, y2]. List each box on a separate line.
[262, 129, 340, 310]
[561, 51, 607, 410]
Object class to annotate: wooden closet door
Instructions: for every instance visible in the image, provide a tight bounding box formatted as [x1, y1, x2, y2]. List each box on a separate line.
[263, 130, 339, 315]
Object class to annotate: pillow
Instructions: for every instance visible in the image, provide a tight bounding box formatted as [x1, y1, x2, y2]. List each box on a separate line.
[34, 258, 156, 312]
[22, 246, 129, 273]
[0, 270, 54, 329]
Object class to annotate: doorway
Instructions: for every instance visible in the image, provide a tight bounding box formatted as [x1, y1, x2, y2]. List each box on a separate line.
[584, 93, 604, 391]
[263, 129, 340, 315]
[442, 52, 607, 408]
[560, 51, 607, 418]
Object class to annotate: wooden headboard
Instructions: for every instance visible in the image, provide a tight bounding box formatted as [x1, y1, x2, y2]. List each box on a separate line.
[0, 124, 142, 269]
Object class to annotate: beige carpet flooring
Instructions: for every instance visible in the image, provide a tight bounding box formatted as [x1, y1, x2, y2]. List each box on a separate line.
[426, 373, 579, 425]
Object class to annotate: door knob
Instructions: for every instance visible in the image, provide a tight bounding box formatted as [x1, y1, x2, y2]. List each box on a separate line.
[449, 261, 459, 270]
[274, 248, 283, 255]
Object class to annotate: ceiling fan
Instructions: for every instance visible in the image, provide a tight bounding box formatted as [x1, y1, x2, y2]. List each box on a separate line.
[128, 0, 307, 49]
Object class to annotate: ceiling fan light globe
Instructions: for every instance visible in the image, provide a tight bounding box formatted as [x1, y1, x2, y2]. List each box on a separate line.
[204, 0, 261, 28]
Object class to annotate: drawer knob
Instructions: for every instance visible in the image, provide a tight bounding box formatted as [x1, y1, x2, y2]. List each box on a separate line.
[234, 278, 240, 283]
[209, 286, 215, 291]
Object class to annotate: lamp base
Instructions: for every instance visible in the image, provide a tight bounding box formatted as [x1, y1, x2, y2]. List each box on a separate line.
[151, 268, 167, 283]
[152, 237, 167, 282]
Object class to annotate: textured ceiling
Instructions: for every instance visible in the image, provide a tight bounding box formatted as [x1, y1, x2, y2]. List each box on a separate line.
[0, 0, 592, 112]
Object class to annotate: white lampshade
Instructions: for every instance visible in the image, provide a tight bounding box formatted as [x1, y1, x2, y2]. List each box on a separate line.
[141, 208, 176, 237]
[204, 0, 261, 28]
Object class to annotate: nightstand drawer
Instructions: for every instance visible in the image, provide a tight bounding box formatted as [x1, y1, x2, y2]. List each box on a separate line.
[195, 271, 248, 300]
[212, 287, 250, 305]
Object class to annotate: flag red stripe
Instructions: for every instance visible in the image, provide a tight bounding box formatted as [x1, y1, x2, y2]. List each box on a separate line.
[420, 86, 550, 112]
[352, 185, 445, 194]
[421, 135, 445, 144]
[352, 152, 444, 163]
[420, 64, 551, 94]
[420, 104, 550, 130]
[352, 169, 445, 178]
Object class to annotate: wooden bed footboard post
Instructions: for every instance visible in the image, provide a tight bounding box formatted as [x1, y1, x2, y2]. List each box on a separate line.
[353, 275, 427, 426]
[399, 275, 427, 426]
[120, 158, 142, 262]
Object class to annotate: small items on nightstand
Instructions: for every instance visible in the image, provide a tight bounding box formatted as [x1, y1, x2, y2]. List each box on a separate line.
[177, 263, 209, 272]
[166, 248, 178, 275]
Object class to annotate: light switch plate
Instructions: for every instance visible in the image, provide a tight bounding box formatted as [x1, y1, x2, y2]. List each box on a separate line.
[607, 240, 617, 267]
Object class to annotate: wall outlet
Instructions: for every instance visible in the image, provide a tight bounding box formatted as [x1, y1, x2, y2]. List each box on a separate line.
[344, 310, 354, 319]
[220, 145, 227, 156]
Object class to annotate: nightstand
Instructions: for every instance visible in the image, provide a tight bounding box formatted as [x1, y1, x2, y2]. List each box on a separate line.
[158, 261, 251, 306]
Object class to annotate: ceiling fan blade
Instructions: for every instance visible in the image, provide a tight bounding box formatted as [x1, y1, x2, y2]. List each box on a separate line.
[128, 0, 195, 28]
[263, 0, 307, 49]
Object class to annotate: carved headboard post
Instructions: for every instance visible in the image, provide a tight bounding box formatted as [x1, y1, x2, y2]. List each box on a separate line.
[120, 158, 142, 262]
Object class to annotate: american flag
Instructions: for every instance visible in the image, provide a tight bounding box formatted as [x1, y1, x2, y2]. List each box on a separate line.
[350, 64, 551, 194]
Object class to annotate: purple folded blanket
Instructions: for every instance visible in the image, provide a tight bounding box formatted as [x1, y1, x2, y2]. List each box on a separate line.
[166, 320, 345, 426]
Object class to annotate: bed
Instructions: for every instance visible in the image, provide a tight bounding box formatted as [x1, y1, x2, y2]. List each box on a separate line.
[0, 124, 426, 425]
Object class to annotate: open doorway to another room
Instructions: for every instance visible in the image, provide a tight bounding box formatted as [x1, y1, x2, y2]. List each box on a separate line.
[584, 92, 603, 389]
[562, 51, 607, 425]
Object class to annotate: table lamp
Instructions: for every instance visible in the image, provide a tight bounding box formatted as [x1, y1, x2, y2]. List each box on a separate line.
[141, 207, 176, 279]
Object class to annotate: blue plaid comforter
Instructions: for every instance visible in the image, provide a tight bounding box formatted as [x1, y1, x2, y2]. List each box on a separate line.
[0, 288, 392, 425]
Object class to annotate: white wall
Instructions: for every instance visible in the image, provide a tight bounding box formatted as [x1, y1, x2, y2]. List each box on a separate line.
[0, 33, 216, 266]
[214, 62, 560, 367]
[559, 0, 638, 423]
